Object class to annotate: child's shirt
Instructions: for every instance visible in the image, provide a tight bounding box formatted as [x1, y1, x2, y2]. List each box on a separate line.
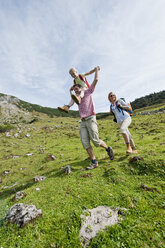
[73, 74, 90, 88]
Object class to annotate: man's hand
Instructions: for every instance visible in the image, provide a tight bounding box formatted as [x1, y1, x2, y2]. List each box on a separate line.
[95, 66, 100, 71]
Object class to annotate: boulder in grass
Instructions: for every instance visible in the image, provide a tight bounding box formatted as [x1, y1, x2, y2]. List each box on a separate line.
[79, 206, 127, 248]
[5, 203, 42, 227]
[129, 156, 144, 162]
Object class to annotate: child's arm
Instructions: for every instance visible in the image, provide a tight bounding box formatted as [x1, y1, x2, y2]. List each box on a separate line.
[84, 66, 100, 76]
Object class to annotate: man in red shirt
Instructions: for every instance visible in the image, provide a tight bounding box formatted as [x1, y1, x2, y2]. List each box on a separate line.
[73, 66, 114, 170]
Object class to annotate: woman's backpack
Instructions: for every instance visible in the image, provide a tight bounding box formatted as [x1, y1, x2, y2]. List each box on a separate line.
[110, 98, 133, 122]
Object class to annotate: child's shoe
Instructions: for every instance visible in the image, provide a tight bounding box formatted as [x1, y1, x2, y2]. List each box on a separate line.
[58, 105, 69, 113]
[71, 94, 81, 105]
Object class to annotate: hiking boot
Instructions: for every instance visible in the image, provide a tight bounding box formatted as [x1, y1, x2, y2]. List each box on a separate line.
[58, 105, 69, 113]
[71, 94, 81, 105]
[107, 146, 114, 160]
[86, 161, 98, 170]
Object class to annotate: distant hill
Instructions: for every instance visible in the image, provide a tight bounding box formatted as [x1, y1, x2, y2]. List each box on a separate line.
[0, 90, 164, 123]
[96, 90, 165, 119]
[0, 93, 79, 124]
[131, 90, 165, 110]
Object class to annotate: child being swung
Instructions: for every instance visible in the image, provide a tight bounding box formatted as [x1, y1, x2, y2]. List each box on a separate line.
[58, 67, 100, 113]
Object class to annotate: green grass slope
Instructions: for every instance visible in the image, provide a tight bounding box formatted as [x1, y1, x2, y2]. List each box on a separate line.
[0, 106, 165, 248]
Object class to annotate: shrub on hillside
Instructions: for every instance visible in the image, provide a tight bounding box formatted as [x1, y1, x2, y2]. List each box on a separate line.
[0, 124, 15, 133]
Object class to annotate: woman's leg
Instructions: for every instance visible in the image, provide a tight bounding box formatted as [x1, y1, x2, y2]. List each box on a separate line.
[119, 117, 132, 154]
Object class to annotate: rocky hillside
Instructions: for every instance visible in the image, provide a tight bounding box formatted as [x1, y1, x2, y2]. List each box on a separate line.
[0, 93, 79, 124]
[0, 94, 35, 124]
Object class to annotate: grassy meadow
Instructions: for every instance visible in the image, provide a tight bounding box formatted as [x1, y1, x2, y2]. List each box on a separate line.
[0, 108, 165, 248]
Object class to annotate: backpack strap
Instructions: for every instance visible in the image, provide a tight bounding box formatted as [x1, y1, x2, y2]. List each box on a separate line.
[79, 74, 90, 88]
[110, 104, 117, 122]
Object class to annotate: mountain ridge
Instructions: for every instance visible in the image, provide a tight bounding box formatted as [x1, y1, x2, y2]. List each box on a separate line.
[0, 90, 165, 123]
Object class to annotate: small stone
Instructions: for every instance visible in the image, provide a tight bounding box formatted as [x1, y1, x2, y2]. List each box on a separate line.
[2, 170, 10, 175]
[12, 155, 20, 159]
[81, 173, 93, 178]
[64, 165, 71, 174]
[13, 191, 27, 202]
[34, 176, 46, 183]
[6, 132, 11, 137]
[25, 153, 33, 156]
[46, 154, 56, 161]
[25, 133, 30, 138]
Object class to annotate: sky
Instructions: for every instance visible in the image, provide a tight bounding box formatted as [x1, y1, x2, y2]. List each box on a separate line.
[0, 0, 165, 113]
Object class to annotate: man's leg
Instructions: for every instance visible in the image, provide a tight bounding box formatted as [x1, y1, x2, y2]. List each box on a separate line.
[87, 117, 114, 160]
[80, 121, 98, 170]
[86, 146, 96, 160]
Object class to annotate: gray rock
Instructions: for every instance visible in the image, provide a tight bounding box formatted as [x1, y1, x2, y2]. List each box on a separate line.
[64, 165, 71, 174]
[25, 153, 33, 156]
[2, 170, 10, 175]
[5, 203, 42, 227]
[34, 176, 46, 183]
[12, 155, 20, 159]
[79, 206, 127, 247]
[129, 156, 144, 162]
[25, 133, 30, 138]
[5, 132, 12, 137]
[46, 154, 56, 161]
[13, 191, 27, 202]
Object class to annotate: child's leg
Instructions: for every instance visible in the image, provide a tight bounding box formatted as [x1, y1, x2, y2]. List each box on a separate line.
[58, 98, 75, 113]
[79, 87, 87, 98]
[68, 98, 74, 107]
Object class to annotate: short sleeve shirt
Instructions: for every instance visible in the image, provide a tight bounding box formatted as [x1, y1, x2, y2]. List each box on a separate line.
[73, 74, 89, 88]
[111, 99, 130, 123]
[78, 86, 96, 119]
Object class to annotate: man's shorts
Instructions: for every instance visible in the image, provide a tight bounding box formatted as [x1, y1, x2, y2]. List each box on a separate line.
[80, 116, 103, 149]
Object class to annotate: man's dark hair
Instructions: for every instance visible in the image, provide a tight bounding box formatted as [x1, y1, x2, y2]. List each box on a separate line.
[74, 84, 82, 88]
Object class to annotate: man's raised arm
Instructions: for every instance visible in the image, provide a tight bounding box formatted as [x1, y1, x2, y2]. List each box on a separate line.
[91, 66, 100, 88]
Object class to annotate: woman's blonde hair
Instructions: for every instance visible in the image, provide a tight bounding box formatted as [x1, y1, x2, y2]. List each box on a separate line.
[108, 92, 116, 102]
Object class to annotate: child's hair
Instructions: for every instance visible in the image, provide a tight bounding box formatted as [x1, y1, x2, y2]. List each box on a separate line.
[69, 67, 77, 75]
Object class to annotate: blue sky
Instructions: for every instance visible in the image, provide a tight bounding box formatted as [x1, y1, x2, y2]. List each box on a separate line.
[0, 0, 165, 112]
